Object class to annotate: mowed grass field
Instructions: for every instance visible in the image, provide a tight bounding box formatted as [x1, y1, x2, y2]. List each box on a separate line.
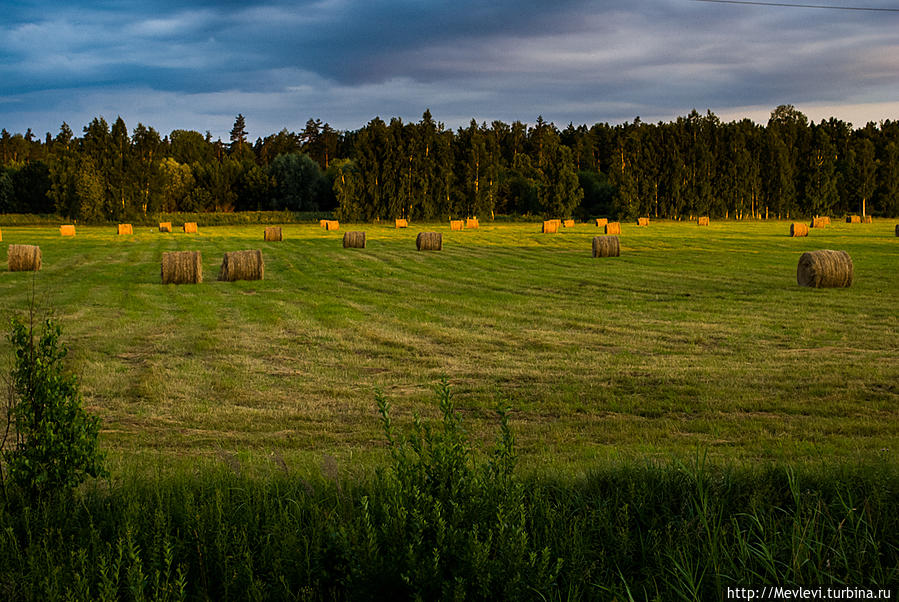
[0, 219, 897, 474]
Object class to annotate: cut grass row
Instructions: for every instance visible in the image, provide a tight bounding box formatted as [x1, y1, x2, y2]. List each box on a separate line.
[0, 219, 897, 474]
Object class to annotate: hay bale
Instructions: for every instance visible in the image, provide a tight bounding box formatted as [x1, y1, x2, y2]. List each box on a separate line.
[117, 224, 133, 235]
[822, 216, 831, 225]
[637, 217, 649, 227]
[595, 218, 608, 227]
[60, 225, 76, 236]
[325, 220, 339, 231]
[846, 215, 861, 224]
[542, 220, 559, 233]
[264, 226, 282, 241]
[592, 236, 620, 258]
[395, 218, 408, 228]
[605, 222, 621, 235]
[416, 232, 442, 251]
[563, 219, 575, 228]
[450, 220, 464, 231]
[698, 216, 710, 226]
[466, 217, 479, 229]
[790, 223, 809, 237]
[797, 250, 853, 288]
[159, 222, 172, 232]
[8, 245, 41, 271]
[863, 215, 873, 224]
[218, 250, 264, 282]
[810, 217, 827, 229]
[319, 219, 328, 228]
[161, 251, 202, 284]
[0, 227, 3, 242]
[343, 231, 366, 248]
[183, 222, 198, 234]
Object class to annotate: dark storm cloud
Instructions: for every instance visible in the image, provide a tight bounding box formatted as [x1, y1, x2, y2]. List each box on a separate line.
[1, 0, 897, 138]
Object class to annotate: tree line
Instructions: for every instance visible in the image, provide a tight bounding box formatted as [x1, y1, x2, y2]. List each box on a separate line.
[1, 105, 897, 222]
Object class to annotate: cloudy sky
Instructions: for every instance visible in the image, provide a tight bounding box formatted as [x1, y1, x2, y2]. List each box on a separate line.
[2, 0, 898, 140]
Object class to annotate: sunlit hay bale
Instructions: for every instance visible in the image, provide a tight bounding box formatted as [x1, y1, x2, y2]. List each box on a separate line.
[466, 217, 479, 229]
[263, 226, 282, 241]
[797, 249, 853, 288]
[161, 251, 202, 284]
[117, 224, 133, 235]
[319, 219, 328, 228]
[395, 218, 408, 228]
[416, 231, 442, 251]
[159, 222, 172, 232]
[790, 222, 809, 237]
[846, 215, 861, 224]
[592, 235, 620, 258]
[343, 231, 366, 248]
[595, 218, 608, 227]
[218, 249, 264, 282]
[864, 215, 873, 224]
[542, 220, 559, 233]
[8, 245, 41, 272]
[0, 227, 3, 242]
[810, 217, 827, 229]
[450, 220, 464, 231]
[60, 225, 76, 236]
[637, 217, 649, 227]
[325, 220, 340, 231]
[183, 222, 198, 234]
[698, 216, 710, 226]
[605, 222, 621, 235]
[563, 219, 575, 228]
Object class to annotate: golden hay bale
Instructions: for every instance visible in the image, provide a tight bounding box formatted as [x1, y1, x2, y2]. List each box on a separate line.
[325, 220, 339, 231]
[8, 245, 41, 271]
[863, 215, 873, 224]
[183, 222, 198, 234]
[161, 251, 202, 284]
[60, 225, 76, 236]
[846, 215, 861, 224]
[563, 219, 575, 228]
[159, 222, 172, 232]
[698, 216, 710, 226]
[416, 231, 442, 251]
[218, 250, 264, 282]
[264, 226, 282, 241]
[450, 220, 464, 231]
[542, 220, 559, 233]
[466, 217, 479, 229]
[790, 223, 809, 237]
[592, 236, 620, 258]
[117, 224, 133, 235]
[395, 218, 408, 228]
[343, 231, 366, 248]
[637, 217, 649, 227]
[605, 222, 621, 235]
[595, 218, 608, 227]
[319, 219, 328, 228]
[810, 217, 827, 229]
[0, 227, 3, 242]
[797, 250, 853, 288]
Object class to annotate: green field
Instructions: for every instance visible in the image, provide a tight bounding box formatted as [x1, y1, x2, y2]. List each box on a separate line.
[1, 219, 897, 474]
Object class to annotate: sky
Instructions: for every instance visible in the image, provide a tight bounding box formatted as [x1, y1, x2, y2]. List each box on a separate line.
[2, 0, 898, 141]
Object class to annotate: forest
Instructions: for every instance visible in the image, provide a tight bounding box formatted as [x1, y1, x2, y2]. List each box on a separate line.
[1, 105, 898, 222]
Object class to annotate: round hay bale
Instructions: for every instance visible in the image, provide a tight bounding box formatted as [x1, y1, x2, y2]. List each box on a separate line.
[810, 217, 827, 229]
[0, 227, 3, 242]
[395, 218, 408, 228]
[790, 223, 809, 237]
[325, 220, 340, 231]
[343, 231, 366, 248]
[218, 250, 264, 282]
[159, 222, 172, 233]
[637, 217, 649, 227]
[595, 218, 608, 227]
[117, 224, 133, 235]
[605, 222, 621, 235]
[797, 250, 853, 288]
[592, 236, 620, 258]
[450, 220, 464, 231]
[264, 226, 282, 241]
[466, 217, 479, 229]
[563, 219, 575, 228]
[60, 225, 76, 236]
[542, 220, 559, 233]
[698, 216, 710, 226]
[183, 222, 198, 234]
[8, 244, 41, 272]
[416, 232, 442, 251]
[846, 215, 861, 224]
[320, 219, 328, 228]
[161, 251, 202, 284]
